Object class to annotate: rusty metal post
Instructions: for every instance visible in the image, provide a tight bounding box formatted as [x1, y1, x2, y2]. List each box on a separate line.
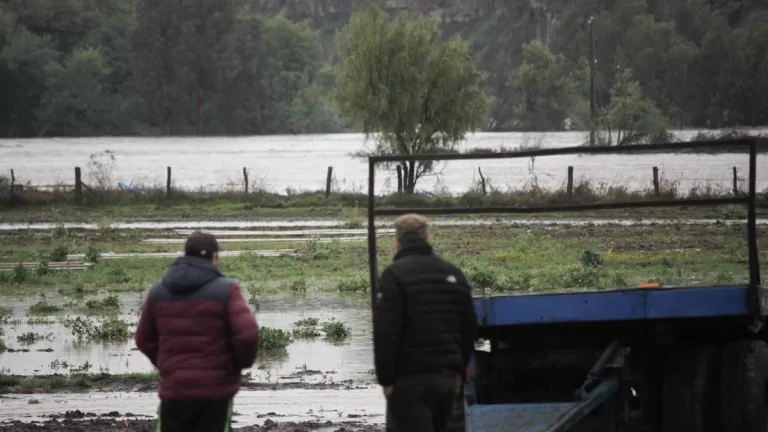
[567, 166, 574, 199]
[652, 167, 660, 197]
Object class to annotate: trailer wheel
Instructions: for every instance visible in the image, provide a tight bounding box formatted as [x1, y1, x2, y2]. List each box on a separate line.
[661, 345, 716, 432]
[719, 340, 768, 432]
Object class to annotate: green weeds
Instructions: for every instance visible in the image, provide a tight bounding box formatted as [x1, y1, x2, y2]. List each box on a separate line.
[28, 300, 63, 315]
[63, 316, 132, 342]
[337, 275, 368, 293]
[322, 319, 351, 343]
[16, 332, 51, 344]
[260, 327, 293, 352]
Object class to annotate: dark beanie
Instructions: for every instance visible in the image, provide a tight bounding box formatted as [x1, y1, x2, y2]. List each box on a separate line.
[184, 232, 220, 260]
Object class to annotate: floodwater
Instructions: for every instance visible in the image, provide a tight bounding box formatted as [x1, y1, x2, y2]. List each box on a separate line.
[0, 293, 375, 383]
[0, 388, 385, 427]
[1, 130, 766, 194]
[2, 217, 768, 231]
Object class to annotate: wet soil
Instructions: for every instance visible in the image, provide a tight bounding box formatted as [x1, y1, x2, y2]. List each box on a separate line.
[0, 373, 373, 394]
[0, 412, 384, 431]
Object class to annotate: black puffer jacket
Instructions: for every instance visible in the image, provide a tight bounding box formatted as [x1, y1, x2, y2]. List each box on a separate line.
[373, 234, 478, 387]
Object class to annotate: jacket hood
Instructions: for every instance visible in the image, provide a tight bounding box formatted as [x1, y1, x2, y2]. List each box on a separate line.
[394, 233, 434, 261]
[162, 256, 222, 294]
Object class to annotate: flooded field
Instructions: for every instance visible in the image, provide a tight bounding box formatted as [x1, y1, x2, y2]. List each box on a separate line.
[2, 130, 766, 194]
[0, 293, 374, 382]
[0, 388, 385, 428]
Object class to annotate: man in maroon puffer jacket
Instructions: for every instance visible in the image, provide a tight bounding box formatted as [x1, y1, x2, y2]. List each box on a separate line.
[136, 232, 260, 432]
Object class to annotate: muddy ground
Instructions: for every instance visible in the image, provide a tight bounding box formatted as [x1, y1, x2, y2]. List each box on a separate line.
[0, 411, 383, 431]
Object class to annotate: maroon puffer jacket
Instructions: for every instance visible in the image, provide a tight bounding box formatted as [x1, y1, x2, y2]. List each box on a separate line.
[135, 256, 260, 400]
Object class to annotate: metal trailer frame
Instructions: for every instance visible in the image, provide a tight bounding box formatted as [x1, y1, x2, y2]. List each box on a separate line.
[365, 137, 766, 432]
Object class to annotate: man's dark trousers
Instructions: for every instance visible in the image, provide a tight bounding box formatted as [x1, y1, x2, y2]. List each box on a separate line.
[157, 399, 232, 432]
[386, 370, 462, 432]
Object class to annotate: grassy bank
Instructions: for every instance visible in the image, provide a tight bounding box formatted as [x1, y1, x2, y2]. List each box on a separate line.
[1, 179, 766, 223]
[0, 371, 159, 393]
[0, 223, 765, 298]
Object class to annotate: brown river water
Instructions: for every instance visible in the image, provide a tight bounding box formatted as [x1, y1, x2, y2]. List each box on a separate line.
[1, 130, 766, 194]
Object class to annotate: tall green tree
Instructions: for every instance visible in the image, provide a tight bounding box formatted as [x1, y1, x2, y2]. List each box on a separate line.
[500, 40, 588, 131]
[333, 6, 489, 193]
[597, 68, 670, 146]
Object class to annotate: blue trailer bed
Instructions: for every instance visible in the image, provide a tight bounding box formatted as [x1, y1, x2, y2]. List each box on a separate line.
[474, 285, 768, 327]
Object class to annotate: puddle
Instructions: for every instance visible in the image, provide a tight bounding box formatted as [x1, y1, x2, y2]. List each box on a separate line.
[0, 388, 385, 426]
[0, 293, 374, 384]
[1, 218, 766, 231]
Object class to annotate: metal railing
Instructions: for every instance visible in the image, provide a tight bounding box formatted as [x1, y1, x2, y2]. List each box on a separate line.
[366, 138, 764, 316]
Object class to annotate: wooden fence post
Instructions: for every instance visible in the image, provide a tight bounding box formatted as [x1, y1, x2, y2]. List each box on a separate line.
[243, 167, 249, 195]
[478, 167, 487, 196]
[652, 167, 660, 197]
[74, 167, 83, 203]
[325, 166, 333, 198]
[9, 169, 15, 201]
[732, 167, 738, 196]
[396, 165, 403, 194]
[166, 167, 172, 198]
[567, 166, 574, 199]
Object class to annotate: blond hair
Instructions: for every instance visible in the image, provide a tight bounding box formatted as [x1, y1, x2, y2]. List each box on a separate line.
[394, 213, 429, 242]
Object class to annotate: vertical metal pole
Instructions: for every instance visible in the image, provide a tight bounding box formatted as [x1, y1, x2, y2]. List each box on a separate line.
[589, 17, 596, 147]
[367, 159, 379, 310]
[746, 140, 762, 319]
[747, 141, 761, 289]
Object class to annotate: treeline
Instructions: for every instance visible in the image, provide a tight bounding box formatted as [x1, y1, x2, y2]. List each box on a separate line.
[483, 0, 768, 131]
[0, 0, 346, 137]
[0, 0, 766, 138]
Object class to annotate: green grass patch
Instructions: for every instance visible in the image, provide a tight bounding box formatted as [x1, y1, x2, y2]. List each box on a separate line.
[0, 223, 764, 298]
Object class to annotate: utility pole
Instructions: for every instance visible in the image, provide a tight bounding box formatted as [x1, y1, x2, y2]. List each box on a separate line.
[588, 16, 596, 147]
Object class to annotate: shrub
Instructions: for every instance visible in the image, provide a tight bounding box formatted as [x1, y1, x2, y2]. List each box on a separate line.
[85, 295, 121, 312]
[11, 264, 28, 284]
[0, 338, 6, 353]
[85, 245, 102, 264]
[322, 319, 351, 342]
[260, 327, 293, 352]
[293, 317, 321, 338]
[28, 300, 62, 315]
[63, 316, 132, 342]
[49, 246, 69, 262]
[337, 275, 368, 293]
[16, 332, 47, 344]
[580, 250, 604, 268]
[288, 278, 308, 294]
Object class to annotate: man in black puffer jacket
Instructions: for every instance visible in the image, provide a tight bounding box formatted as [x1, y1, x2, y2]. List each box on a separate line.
[375, 214, 478, 432]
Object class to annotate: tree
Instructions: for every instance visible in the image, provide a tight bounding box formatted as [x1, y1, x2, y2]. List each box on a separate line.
[500, 40, 588, 131]
[333, 6, 489, 193]
[596, 68, 670, 146]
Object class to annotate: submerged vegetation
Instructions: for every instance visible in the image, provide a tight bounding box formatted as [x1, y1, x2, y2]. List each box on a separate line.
[260, 327, 293, 352]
